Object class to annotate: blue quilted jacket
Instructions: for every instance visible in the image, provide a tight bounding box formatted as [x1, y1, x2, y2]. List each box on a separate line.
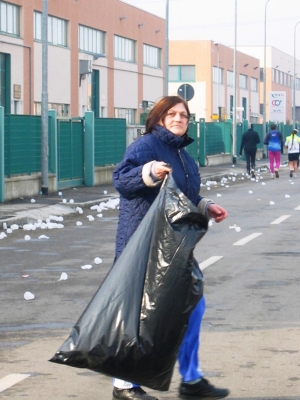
[113, 124, 203, 257]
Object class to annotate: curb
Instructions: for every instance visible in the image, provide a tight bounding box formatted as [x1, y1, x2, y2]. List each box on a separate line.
[1, 196, 119, 228]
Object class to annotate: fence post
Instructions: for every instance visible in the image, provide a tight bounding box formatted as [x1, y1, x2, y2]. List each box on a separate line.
[84, 111, 95, 186]
[199, 118, 206, 167]
[0, 107, 4, 202]
[48, 110, 58, 190]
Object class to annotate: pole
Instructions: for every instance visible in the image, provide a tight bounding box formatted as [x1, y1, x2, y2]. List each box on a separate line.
[293, 21, 300, 128]
[263, 0, 271, 156]
[232, 0, 237, 164]
[164, 0, 169, 96]
[216, 43, 220, 120]
[41, 0, 48, 195]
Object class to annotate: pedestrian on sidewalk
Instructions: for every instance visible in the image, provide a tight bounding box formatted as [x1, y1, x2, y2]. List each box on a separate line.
[285, 129, 300, 178]
[239, 123, 260, 178]
[112, 95, 229, 400]
[263, 123, 284, 178]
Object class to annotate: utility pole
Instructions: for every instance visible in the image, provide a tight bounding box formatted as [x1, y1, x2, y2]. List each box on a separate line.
[164, 0, 169, 96]
[263, 0, 271, 157]
[41, 0, 49, 195]
[232, 0, 237, 164]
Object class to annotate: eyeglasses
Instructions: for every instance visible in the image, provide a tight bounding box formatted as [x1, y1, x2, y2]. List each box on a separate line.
[166, 112, 189, 120]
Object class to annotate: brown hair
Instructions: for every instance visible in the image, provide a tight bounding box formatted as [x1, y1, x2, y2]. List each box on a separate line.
[144, 95, 191, 134]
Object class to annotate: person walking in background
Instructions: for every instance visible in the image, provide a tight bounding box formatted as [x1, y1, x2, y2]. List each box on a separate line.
[239, 124, 260, 178]
[263, 123, 284, 178]
[285, 128, 300, 177]
[112, 96, 229, 400]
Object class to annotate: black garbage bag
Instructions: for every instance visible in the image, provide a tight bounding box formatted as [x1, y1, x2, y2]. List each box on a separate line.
[50, 174, 208, 391]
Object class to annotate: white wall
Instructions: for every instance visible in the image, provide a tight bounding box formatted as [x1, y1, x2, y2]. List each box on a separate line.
[143, 66, 163, 103]
[114, 60, 138, 108]
[34, 43, 71, 104]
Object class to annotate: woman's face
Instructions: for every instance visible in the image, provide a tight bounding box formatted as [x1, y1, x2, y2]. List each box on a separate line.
[159, 103, 189, 137]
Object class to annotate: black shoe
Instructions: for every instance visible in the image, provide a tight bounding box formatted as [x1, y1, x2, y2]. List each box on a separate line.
[250, 169, 255, 178]
[112, 387, 159, 400]
[179, 378, 229, 399]
[275, 169, 279, 178]
[290, 170, 293, 178]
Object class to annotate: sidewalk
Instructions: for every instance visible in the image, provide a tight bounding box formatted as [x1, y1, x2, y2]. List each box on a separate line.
[0, 158, 282, 228]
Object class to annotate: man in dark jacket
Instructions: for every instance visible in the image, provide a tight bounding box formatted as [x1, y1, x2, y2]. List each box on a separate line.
[239, 124, 261, 178]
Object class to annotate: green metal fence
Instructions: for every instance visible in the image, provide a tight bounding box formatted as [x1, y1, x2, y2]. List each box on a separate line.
[57, 118, 84, 187]
[4, 115, 42, 178]
[204, 121, 232, 155]
[186, 122, 198, 161]
[94, 118, 126, 166]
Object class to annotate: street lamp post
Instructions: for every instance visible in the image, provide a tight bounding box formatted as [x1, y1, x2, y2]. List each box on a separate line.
[293, 21, 300, 128]
[263, 0, 271, 155]
[41, 0, 48, 195]
[232, 0, 237, 164]
[164, 0, 169, 96]
[214, 42, 220, 120]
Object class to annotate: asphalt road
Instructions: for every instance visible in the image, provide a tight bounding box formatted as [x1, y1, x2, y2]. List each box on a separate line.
[1, 168, 300, 400]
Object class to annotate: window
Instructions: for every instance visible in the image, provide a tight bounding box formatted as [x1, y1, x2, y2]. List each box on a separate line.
[227, 70, 234, 86]
[168, 65, 195, 82]
[260, 67, 264, 82]
[34, 102, 69, 117]
[34, 12, 67, 46]
[143, 44, 161, 68]
[251, 77, 258, 92]
[0, 1, 19, 36]
[79, 25, 105, 55]
[242, 97, 247, 119]
[239, 74, 247, 89]
[272, 68, 276, 83]
[114, 35, 136, 62]
[213, 66, 223, 84]
[114, 108, 136, 124]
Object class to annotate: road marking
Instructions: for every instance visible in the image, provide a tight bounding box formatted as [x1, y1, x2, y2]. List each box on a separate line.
[199, 256, 223, 271]
[0, 374, 31, 393]
[295, 205, 300, 210]
[233, 233, 262, 246]
[270, 215, 291, 224]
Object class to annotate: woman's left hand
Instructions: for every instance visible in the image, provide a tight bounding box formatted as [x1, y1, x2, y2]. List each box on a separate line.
[208, 204, 228, 223]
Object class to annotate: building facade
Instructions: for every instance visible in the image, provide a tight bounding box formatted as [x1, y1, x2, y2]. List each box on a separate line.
[168, 40, 261, 124]
[238, 46, 300, 125]
[0, 0, 165, 122]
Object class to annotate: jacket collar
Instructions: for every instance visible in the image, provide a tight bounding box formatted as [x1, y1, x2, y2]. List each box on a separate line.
[151, 124, 194, 149]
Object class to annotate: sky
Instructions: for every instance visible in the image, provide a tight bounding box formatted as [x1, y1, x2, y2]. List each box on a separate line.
[121, 0, 300, 58]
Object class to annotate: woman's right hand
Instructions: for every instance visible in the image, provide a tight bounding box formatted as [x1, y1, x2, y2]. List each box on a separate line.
[154, 161, 172, 180]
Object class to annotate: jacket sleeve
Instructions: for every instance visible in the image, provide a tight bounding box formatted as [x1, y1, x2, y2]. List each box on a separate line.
[239, 134, 245, 155]
[113, 141, 160, 199]
[256, 132, 261, 144]
[263, 133, 270, 145]
[278, 132, 284, 153]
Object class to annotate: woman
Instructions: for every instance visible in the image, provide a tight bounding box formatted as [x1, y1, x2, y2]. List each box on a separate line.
[285, 128, 300, 177]
[112, 96, 229, 400]
[263, 123, 284, 178]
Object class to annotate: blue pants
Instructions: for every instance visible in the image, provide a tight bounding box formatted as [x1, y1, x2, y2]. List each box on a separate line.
[178, 295, 206, 381]
[113, 295, 206, 388]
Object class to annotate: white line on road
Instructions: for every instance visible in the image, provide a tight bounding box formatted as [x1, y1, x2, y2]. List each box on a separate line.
[0, 374, 31, 393]
[295, 205, 300, 210]
[270, 215, 291, 224]
[199, 256, 223, 271]
[233, 233, 262, 246]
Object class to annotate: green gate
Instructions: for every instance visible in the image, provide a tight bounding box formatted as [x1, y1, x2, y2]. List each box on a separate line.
[186, 121, 199, 162]
[94, 118, 126, 166]
[57, 118, 84, 189]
